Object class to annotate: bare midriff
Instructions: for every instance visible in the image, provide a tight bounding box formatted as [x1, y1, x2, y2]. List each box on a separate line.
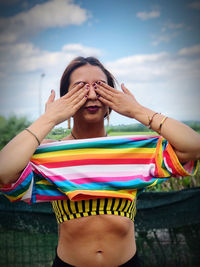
[57, 214, 136, 267]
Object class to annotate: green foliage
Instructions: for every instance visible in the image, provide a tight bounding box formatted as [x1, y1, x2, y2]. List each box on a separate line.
[109, 131, 156, 136]
[46, 127, 71, 140]
[146, 168, 200, 192]
[107, 123, 152, 132]
[0, 115, 31, 150]
[182, 121, 200, 132]
[107, 121, 200, 133]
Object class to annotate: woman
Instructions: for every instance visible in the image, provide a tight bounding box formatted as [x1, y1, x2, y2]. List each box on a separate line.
[0, 57, 200, 267]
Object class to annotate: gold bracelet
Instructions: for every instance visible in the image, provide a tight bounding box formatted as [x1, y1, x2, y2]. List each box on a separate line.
[25, 128, 40, 145]
[147, 112, 159, 129]
[157, 116, 168, 135]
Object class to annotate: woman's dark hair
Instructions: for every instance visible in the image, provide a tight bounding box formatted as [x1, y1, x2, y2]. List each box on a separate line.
[60, 56, 116, 97]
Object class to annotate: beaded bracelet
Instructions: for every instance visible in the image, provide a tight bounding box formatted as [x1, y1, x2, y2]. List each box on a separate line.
[25, 128, 41, 145]
[147, 112, 159, 129]
[157, 116, 168, 135]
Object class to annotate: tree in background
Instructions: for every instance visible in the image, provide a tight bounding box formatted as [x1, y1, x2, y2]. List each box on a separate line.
[0, 115, 31, 150]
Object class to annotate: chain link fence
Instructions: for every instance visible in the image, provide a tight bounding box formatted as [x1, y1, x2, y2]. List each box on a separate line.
[1, 187, 200, 267]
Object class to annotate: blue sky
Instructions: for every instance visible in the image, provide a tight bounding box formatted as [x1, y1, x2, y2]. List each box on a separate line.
[0, 0, 200, 126]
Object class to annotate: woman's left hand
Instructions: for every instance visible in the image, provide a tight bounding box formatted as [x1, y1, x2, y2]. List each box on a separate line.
[95, 82, 141, 118]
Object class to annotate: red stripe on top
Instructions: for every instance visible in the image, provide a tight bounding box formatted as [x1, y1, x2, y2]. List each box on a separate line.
[163, 149, 178, 175]
[41, 158, 153, 168]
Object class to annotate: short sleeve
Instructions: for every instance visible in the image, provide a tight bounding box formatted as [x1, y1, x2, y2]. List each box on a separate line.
[154, 137, 199, 178]
[0, 163, 34, 204]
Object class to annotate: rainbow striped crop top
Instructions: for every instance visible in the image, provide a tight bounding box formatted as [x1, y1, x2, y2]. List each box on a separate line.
[1, 136, 198, 215]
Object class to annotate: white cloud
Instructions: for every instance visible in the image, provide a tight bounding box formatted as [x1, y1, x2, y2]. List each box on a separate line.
[136, 10, 160, 20]
[0, 42, 102, 75]
[106, 51, 200, 85]
[105, 50, 200, 122]
[108, 51, 199, 90]
[0, 43, 200, 123]
[106, 52, 169, 82]
[153, 20, 184, 46]
[189, 1, 200, 9]
[162, 22, 184, 32]
[178, 44, 200, 56]
[152, 32, 179, 46]
[0, 41, 103, 119]
[62, 44, 102, 57]
[0, 0, 89, 44]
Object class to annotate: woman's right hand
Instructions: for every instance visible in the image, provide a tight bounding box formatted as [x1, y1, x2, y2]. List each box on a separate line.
[45, 82, 88, 125]
[0, 83, 89, 184]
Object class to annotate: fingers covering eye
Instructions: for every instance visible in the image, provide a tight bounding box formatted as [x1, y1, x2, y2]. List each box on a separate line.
[95, 85, 114, 99]
[63, 82, 85, 98]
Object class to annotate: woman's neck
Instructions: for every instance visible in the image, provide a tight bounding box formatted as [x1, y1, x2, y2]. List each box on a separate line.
[71, 120, 107, 139]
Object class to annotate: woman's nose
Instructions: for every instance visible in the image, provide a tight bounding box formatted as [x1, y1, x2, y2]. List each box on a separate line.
[86, 84, 98, 99]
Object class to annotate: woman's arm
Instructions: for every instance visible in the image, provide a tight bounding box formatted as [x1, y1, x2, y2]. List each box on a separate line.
[0, 84, 88, 185]
[95, 82, 200, 163]
[0, 114, 55, 184]
[133, 106, 200, 163]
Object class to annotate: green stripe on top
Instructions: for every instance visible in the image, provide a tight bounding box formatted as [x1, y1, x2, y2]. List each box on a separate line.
[5, 182, 30, 197]
[34, 138, 158, 154]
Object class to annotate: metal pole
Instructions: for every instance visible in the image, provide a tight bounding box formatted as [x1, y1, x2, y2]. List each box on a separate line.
[38, 73, 45, 116]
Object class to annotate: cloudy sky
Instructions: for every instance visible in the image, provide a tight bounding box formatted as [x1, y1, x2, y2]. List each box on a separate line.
[0, 0, 200, 127]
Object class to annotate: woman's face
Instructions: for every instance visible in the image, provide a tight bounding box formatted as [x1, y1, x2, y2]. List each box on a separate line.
[68, 64, 108, 124]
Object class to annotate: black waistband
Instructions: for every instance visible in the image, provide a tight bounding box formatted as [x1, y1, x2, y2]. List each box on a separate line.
[120, 252, 141, 267]
[52, 251, 141, 267]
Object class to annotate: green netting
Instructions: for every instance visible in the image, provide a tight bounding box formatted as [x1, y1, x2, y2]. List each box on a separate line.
[0, 187, 200, 267]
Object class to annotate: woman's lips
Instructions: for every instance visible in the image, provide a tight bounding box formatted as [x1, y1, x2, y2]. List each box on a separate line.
[85, 106, 100, 113]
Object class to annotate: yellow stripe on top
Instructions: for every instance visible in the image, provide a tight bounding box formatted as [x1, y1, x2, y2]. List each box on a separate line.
[32, 147, 155, 159]
[166, 143, 199, 176]
[32, 152, 154, 164]
[64, 189, 137, 202]
[155, 138, 171, 177]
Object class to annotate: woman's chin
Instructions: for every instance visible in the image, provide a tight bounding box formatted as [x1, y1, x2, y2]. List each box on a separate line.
[85, 116, 103, 123]
[80, 114, 104, 124]
[73, 109, 106, 125]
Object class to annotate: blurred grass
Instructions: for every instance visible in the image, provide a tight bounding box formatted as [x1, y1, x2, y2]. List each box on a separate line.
[47, 130, 156, 140]
[109, 131, 157, 136]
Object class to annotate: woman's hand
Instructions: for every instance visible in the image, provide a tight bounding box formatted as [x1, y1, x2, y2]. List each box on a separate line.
[45, 82, 88, 125]
[95, 82, 141, 118]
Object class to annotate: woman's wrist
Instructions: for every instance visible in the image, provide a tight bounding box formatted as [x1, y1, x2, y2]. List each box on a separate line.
[28, 114, 55, 143]
[132, 105, 169, 134]
[40, 113, 57, 128]
[132, 105, 155, 126]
